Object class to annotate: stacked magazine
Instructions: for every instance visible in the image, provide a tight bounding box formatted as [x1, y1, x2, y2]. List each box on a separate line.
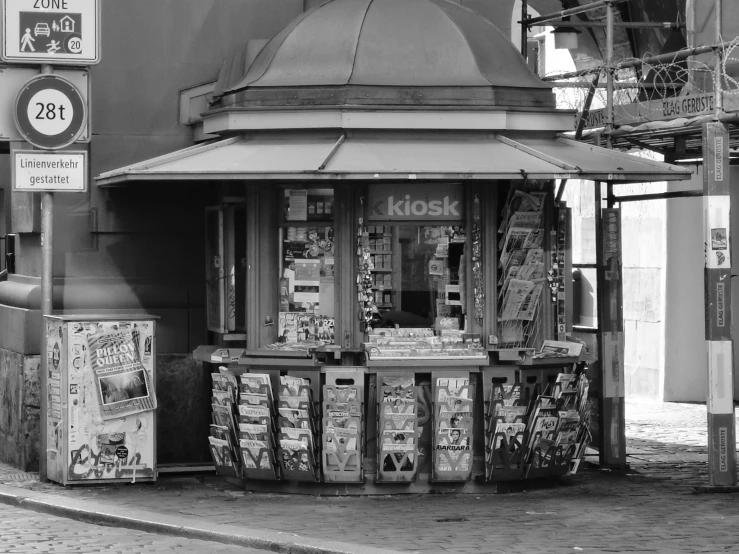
[496, 189, 548, 346]
[276, 375, 319, 481]
[485, 382, 527, 480]
[377, 376, 418, 481]
[238, 373, 279, 479]
[322, 384, 363, 482]
[209, 367, 242, 478]
[433, 377, 474, 480]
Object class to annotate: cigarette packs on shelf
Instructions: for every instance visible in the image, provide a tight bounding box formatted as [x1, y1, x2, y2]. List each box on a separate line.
[209, 367, 242, 479]
[277, 376, 320, 481]
[432, 375, 474, 482]
[364, 328, 487, 361]
[238, 372, 279, 480]
[322, 383, 363, 482]
[376, 375, 418, 483]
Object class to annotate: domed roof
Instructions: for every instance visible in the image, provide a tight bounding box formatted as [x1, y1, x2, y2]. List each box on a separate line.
[216, 0, 553, 108]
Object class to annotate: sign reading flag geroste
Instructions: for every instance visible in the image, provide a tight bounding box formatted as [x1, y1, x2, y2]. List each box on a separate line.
[1, 0, 100, 65]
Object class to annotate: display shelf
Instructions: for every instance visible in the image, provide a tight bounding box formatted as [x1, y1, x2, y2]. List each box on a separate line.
[367, 358, 486, 368]
[370, 268, 392, 273]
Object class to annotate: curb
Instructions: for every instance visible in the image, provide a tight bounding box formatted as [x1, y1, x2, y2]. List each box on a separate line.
[0, 484, 401, 554]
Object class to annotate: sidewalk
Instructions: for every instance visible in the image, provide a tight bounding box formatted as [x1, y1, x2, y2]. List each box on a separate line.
[1, 399, 738, 554]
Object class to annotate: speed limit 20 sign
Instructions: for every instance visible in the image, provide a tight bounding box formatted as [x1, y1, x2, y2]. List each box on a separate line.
[14, 73, 87, 149]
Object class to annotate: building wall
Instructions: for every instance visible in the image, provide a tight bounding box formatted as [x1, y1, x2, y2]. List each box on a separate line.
[0, 0, 305, 469]
[664, 165, 739, 402]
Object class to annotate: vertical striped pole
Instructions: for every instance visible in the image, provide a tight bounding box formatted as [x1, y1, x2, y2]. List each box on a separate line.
[703, 120, 737, 487]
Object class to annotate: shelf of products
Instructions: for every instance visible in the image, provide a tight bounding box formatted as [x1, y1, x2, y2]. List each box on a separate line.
[363, 327, 488, 361]
[278, 188, 336, 349]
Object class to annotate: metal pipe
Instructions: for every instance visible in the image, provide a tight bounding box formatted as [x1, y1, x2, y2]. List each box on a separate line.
[714, 0, 723, 117]
[606, 1, 614, 150]
[547, 21, 685, 29]
[542, 41, 733, 81]
[610, 191, 703, 202]
[40, 192, 54, 484]
[521, 0, 528, 60]
[550, 81, 686, 89]
[521, 0, 628, 27]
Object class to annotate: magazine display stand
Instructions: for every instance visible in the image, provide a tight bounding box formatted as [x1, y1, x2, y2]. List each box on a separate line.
[482, 368, 527, 481]
[238, 372, 279, 480]
[277, 374, 320, 481]
[495, 188, 548, 351]
[376, 373, 419, 483]
[209, 368, 242, 479]
[524, 370, 592, 479]
[432, 372, 474, 482]
[322, 368, 365, 483]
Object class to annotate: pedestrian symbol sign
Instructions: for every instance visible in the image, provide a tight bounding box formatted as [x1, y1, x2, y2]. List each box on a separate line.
[2, 0, 99, 65]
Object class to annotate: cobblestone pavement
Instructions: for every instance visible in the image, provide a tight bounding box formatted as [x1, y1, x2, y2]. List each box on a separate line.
[0, 503, 270, 553]
[1, 399, 738, 554]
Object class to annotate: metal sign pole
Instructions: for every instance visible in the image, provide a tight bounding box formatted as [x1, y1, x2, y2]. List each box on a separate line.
[40, 190, 53, 483]
[704, 0, 736, 487]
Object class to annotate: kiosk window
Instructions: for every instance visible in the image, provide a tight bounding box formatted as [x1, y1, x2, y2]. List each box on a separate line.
[370, 225, 467, 330]
[277, 188, 336, 344]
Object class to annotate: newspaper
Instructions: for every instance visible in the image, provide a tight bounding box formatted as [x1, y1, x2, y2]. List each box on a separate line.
[88, 329, 157, 420]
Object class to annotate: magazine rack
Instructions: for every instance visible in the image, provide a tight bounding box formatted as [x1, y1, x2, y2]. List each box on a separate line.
[210, 368, 244, 479]
[485, 432, 526, 481]
[239, 371, 280, 481]
[375, 372, 419, 484]
[322, 368, 365, 483]
[524, 441, 574, 479]
[276, 371, 321, 482]
[431, 371, 474, 483]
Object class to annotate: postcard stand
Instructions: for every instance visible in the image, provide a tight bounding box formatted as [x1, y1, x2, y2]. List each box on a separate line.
[376, 372, 419, 484]
[431, 371, 474, 483]
[322, 367, 366, 483]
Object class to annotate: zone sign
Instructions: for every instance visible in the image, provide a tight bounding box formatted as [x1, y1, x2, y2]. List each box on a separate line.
[1, 0, 100, 65]
[14, 74, 87, 149]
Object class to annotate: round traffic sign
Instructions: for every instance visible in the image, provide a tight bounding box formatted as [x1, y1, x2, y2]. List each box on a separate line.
[14, 74, 87, 150]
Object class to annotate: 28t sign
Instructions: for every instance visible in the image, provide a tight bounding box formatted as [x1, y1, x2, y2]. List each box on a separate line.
[14, 73, 86, 149]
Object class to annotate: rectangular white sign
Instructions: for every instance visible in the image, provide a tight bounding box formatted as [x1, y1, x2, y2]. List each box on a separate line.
[2, 0, 100, 64]
[12, 150, 87, 192]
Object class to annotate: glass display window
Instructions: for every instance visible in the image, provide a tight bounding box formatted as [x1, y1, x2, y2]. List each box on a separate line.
[277, 187, 336, 345]
[368, 224, 468, 331]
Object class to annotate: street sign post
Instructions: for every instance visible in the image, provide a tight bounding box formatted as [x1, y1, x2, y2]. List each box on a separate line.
[14, 73, 87, 149]
[12, 150, 87, 192]
[1, 0, 100, 65]
[0, 67, 89, 142]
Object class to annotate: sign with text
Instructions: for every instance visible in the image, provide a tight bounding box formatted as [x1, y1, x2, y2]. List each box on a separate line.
[2, 0, 100, 64]
[14, 74, 87, 149]
[12, 150, 87, 192]
[0, 67, 89, 142]
[368, 184, 464, 221]
[577, 93, 715, 129]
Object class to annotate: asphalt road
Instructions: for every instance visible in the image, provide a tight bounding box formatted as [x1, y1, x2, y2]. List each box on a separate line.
[0, 503, 267, 554]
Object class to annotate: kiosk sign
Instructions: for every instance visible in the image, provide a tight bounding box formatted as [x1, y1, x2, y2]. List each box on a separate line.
[12, 150, 87, 192]
[2, 0, 100, 64]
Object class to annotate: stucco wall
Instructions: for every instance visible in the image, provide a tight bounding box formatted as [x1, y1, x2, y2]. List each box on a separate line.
[664, 165, 739, 402]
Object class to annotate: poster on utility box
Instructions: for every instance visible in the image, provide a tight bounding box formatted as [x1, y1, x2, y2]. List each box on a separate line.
[87, 329, 157, 420]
